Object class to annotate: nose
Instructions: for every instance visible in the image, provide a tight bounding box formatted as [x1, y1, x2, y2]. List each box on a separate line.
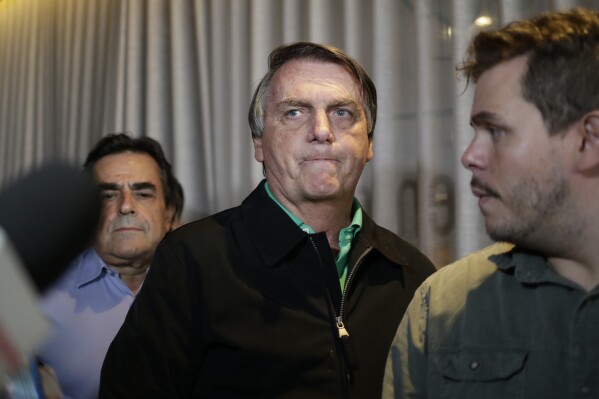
[311, 110, 334, 143]
[460, 134, 488, 171]
[118, 190, 136, 215]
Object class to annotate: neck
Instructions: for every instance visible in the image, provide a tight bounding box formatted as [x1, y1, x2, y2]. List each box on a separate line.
[119, 268, 148, 294]
[105, 261, 150, 294]
[265, 181, 357, 249]
[549, 256, 599, 292]
[290, 200, 353, 250]
[546, 205, 599, 291]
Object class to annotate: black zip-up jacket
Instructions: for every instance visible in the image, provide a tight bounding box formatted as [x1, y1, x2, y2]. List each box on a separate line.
[99, 181, 435, 398]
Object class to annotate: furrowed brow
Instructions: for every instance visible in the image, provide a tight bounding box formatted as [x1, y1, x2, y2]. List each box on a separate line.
[277, 98, 311, 108]
[328, 99, 361, 110]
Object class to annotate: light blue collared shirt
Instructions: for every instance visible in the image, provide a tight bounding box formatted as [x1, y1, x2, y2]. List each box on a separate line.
[37, 248, 137, 399]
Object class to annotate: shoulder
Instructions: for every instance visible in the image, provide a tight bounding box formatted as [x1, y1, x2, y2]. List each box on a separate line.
[360, 211, 435, 273]
[442, 242, 512, 274]
[167, 206, 240, 242]
[422, 242, 513, 296]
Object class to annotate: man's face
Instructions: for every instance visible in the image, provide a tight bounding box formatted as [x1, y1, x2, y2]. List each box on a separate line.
[93, 151, 174, 267]
[253, 59, 373, 207]
[461, 55, 574, 249]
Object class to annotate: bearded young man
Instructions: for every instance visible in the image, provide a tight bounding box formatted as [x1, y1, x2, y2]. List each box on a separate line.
[384, 8, 599, 399]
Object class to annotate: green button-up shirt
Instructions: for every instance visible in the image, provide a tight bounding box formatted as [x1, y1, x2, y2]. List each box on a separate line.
[264, 182, 362, 290]
[383, 242, 599, 398]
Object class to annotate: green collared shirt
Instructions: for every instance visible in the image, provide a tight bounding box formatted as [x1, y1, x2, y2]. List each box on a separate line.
[383, 242, 599, 399]
[264, 182, 362, 290]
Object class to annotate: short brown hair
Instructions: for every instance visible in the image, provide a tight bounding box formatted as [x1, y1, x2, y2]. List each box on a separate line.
[458, 8, 599, 134]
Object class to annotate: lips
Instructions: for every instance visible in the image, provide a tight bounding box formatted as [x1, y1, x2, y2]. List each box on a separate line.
[111, 221, 145, 233]
[303, 156, 336, 161]
[113, 227, 144, 234]
[471, 186, 490, 198]
[301, 150, 339, 160]
[115, 227, 142, 231]
[470, 177, 499, 199]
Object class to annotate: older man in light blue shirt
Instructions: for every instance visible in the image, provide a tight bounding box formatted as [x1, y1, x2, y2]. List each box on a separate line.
[34, 133, 181, 399]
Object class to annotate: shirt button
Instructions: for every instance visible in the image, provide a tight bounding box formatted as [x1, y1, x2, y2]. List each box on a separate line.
[585, 298, 593, 306]
[469, 361, 480, 370]
[581, 386, 591, 395]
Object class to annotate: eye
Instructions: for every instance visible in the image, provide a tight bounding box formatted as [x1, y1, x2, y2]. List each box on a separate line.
[136, 191, 154, 199]
[334, 108, 351, 118]
[488, 125, 505, 137]
[285, 109, 301, 118]
[102, 192, 118, 201]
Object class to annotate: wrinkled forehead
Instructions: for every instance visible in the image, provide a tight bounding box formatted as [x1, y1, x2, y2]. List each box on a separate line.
[93, 152, 164, 187]
[269, 59, 363, 100]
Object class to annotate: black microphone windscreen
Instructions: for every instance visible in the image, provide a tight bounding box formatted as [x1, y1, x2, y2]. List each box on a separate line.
[0, 162, 101, 292]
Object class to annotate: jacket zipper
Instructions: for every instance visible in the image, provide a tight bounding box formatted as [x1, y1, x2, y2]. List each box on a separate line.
[335, 246, 373, 385]
[309, 237, 373, 397]
[338, 246, 373, 332]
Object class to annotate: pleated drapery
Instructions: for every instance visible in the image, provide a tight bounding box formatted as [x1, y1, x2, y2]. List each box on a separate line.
[1, 0, 597, 267]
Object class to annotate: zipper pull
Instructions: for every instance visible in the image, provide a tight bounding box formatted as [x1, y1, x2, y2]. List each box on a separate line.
[336, 317, 359, 376]
[336, 317, 349, 338]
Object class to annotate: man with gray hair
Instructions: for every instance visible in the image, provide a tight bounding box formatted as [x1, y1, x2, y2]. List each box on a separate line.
[100, 42, 435, 398]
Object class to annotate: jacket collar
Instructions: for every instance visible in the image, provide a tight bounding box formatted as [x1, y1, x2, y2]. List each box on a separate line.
[240, 180, 407, 268]
[351, 209, 408, 267]
[240, 180, 310, 266]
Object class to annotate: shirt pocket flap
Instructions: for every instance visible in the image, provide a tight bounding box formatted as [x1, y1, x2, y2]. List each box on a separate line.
[434, 350, 528, 382]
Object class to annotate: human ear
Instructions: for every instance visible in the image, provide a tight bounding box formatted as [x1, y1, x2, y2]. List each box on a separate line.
[165, 204, 176, 231]
[366, 140, 373, 162]
[584, 114, 599, 138]
[253, 136, 264, 162]
[577, 113, 599, 172]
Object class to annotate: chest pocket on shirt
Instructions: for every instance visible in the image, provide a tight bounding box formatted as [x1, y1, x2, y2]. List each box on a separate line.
[432, 349, 528, 399]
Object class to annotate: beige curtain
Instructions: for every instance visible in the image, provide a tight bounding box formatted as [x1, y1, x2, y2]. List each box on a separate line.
[0, 0, 595, 267]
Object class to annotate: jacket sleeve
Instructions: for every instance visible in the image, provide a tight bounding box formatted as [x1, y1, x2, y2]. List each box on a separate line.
[382, 281, 430, 399]
[99, 238, 200, 398]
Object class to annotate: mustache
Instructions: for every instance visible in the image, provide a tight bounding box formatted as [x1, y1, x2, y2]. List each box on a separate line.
[110, 216, 146, 232]
[470, 177, 500, 198]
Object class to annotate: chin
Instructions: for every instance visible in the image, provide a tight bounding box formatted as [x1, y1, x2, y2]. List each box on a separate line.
[485, 220, 511, 241]
[486, 222, 537, 249]
[304, 185, 341, 200]
[308, 175, 342, 190]
[112, 243, 147, 258]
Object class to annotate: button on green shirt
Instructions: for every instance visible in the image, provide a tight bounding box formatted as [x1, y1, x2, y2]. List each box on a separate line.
[383, 242, 599, 398]
[264, 182, 362, 290]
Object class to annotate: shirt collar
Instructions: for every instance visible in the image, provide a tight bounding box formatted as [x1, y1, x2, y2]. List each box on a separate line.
[489, 245, 580, 288]
[264, 180, 363, 236]
[242, 180, 408, 267]
[74, 248, 110, 288]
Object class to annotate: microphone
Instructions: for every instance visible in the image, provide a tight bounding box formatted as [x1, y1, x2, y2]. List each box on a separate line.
[0, 162, 101, 292]
[0, 162, 101, 380]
